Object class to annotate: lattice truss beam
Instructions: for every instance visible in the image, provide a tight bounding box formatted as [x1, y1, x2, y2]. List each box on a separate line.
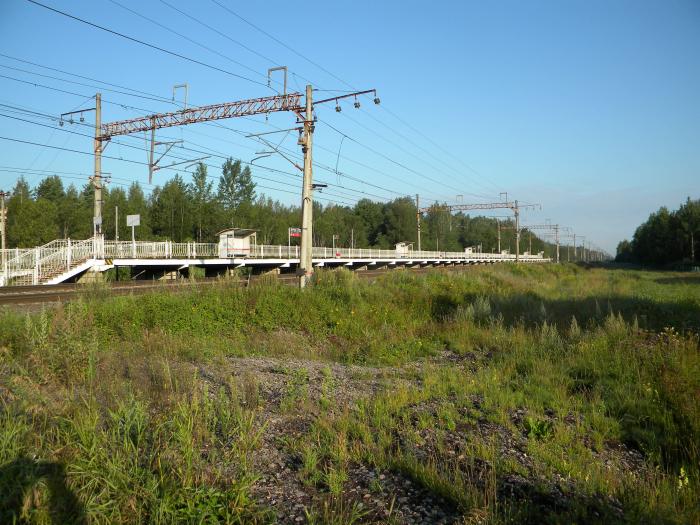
[419, 202, 517, 214]
[100, 93, 303, 139]
[419, 202, 540, 214]
[521, 224, 559, 230]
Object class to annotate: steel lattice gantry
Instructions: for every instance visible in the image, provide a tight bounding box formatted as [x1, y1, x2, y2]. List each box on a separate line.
[99, 93, 304, 139]
[92, 86, 376, 287]
[417, 200, 539, 262]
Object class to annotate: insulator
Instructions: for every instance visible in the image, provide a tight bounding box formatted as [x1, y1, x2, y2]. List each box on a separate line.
[69, 118, 74, 124]
[373, 97, 381, 105]
[353, 100, 361, 109]
[335, 104, 341, 112]
[80, 115, 85, 122]
[59, 120, 64, 127]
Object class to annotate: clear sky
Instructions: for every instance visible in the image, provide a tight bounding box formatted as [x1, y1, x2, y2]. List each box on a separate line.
[0, 0, 698, 253]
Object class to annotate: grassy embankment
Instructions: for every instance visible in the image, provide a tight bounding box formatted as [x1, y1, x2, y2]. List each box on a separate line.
[0, 265, 698, 523]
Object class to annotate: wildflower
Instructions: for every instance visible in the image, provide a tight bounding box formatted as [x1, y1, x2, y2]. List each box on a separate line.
[678, 467, 689, 491]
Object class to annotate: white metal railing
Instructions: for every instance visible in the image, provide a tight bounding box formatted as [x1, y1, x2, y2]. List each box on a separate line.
[250, 245, 546, 261]
[102, 241, 218, 259]
[1, 237, 549, 286]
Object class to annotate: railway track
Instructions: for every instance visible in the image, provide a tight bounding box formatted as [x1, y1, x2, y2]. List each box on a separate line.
[0, 266, 469, 307]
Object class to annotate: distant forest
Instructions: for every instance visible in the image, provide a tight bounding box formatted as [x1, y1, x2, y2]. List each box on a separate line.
[1, 160, 558, 256]
[616, 198, 699, 266]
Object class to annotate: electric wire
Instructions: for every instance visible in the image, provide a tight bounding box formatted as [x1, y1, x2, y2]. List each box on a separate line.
[0, 100, 396, 203]
[205, 1, 508, 198]
[106, 0, 277, 87]
[208, 0, 330, 88]
[25, 0, 271, 89]
[0, 107, 392, 203]
[0, 63, 175, 105]
[0, 134, 356, 206]
[115, 1, 456, 201]
[0, 74, 431, 200]
[0, 59, 449, 202]
[331, 108, 496, 200]
[0, 109, 367, 205]
[0, 52, 177, 104]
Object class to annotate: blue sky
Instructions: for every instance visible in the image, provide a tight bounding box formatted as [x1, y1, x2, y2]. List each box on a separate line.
[0, 0, 698, 253]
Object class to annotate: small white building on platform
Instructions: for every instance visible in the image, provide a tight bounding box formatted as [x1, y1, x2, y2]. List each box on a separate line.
[395, 242, 413, 257]
[218, 228, 257, 258]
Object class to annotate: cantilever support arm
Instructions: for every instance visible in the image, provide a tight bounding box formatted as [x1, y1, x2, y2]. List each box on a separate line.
[100, 93, 304, 140]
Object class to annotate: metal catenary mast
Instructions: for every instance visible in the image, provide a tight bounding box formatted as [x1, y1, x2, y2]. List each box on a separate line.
[519, 224, 561, 263]
[92, 84, 379, 287]
[417, 201, 539, 262]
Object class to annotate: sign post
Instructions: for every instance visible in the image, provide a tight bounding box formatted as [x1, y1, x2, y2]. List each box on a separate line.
[288, 227, 301, 258]
[126, 214, 140, 257]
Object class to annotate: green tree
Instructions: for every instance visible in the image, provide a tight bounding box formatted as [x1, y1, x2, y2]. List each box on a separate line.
[103, 187, 128, 241]
[126, 182, 151, 239]
[189, 164, 220, 241]
[218, 159, 256, 210]
[6, 178, 59, 247]
[615, 240, 634, 262]
[150, 175, 191, 241]
[35, 176, 65, 202]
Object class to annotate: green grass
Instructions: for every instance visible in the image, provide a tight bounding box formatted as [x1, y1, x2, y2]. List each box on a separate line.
[0, 264, 698, 523]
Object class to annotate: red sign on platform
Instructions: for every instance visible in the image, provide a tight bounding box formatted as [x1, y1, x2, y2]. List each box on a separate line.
[289, 227, 301, 238]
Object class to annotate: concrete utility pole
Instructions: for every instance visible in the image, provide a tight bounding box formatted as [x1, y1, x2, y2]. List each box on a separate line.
[0, 190, 8, 279]
[299, 84, 314, 288]
[497, 219, 501, 253]
[97, 83, 377, 286]
[578, 236, 585, 262]
[93, 93, 102, 236]
[148, 117, 156, 184]
[115, 205, 119, 242]
[416, 199, 538, 262]
[416, 194, 421, 251]
[514, 200, 520, 263]
[515, 223, 562, 262]
[691, 230, 695, 262]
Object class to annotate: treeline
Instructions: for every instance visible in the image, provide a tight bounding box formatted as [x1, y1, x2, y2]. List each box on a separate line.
[616, 198, 699, 266]
[2, 160, 555, 255]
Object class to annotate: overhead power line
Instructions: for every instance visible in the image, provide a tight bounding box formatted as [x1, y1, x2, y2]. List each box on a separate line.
[207, 0, 321, 87]
[0, 112, 368, 204]
[8, 5, 455, 202]
[0, 52, 175, 103]
[0, 63, 174, 104]
[0, 134, 357, 206]
[330, 108, 495, 200]
[0, 52, 452, 202]
[25, 0, 270, 89]
[107, 0, 274, 86]
[0, 70, 441, 200]
[202, 1, 505, 198]
[157, 0, 292, 79]
[202, 1, 507, 196]
[320, 119, 479, 198]
[0, 95, 403, 203]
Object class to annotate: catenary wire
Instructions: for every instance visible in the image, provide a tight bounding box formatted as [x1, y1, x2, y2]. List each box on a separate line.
[25, 0, 271, 89]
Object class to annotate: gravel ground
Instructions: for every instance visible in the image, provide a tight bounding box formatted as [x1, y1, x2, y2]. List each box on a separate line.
[198, 355, 646, 524]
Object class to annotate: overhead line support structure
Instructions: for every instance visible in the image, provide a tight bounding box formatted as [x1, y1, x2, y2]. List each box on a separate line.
[0, 190, 8, 280]
[96, 87, 377, 287]
[520, 224, 561, 263]
[60, 97, 103, 233]
[417, 200, 539, 263]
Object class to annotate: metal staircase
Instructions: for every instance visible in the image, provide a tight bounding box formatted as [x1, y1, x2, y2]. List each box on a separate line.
[1, 238, 99, 286]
